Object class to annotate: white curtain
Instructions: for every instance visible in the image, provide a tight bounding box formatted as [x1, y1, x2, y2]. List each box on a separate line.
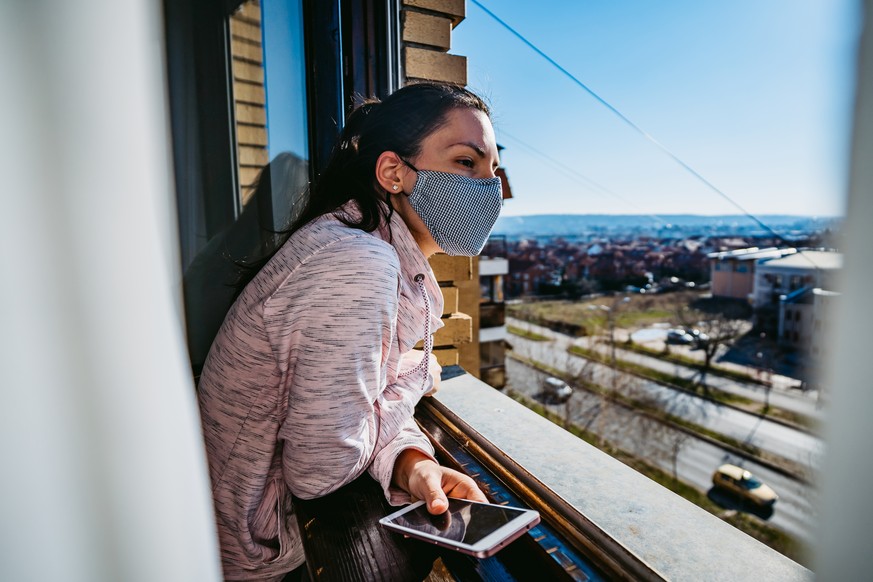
[0, 2, 221, 580]
[817, 0, 873, 578]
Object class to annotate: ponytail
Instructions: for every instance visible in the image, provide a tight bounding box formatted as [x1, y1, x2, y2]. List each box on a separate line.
[231, 82, 491, 298]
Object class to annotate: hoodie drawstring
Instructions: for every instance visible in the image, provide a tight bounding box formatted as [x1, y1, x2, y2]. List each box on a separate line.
[399, 273, 433, 380]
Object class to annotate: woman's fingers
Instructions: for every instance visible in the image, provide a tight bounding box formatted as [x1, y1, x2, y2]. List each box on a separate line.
[445, 474, 488, 503]
[397, 452, 488, 512]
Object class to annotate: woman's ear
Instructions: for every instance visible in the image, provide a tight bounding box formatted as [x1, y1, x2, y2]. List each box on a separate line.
[375, 151, 411, 194]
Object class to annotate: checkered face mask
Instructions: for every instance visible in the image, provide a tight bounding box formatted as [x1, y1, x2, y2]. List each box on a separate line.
[402, 161, 503, 256]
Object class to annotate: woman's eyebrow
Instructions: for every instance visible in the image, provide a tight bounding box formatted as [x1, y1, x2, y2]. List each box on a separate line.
[451, 141, 487, 157]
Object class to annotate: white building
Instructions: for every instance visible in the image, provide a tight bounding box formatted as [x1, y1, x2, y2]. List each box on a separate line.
[479, 238, 510, 388]
[752, 250, 843, 309]
[779, 288, 840, 356]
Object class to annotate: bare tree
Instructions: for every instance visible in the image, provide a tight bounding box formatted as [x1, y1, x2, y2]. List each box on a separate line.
[561, 350, 602, 439]
[753, 332, 779, 414]
[561, 391, 587, 431]
[629, 390, 691, 483]
[561, 343, 641, 450]
[674, 292, 750, 389]
[589, 294, 633, 396]
[595, 366, 647, 449]
[667, 431, 691, 483]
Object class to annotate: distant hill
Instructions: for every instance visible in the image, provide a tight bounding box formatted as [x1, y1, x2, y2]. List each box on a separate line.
[491, 214, 841, 239]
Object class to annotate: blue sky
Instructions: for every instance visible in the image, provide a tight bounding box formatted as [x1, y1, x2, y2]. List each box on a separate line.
[453, 0, 861, 217]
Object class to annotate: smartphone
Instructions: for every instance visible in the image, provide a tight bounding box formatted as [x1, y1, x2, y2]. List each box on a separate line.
[379, 498, 541, 558]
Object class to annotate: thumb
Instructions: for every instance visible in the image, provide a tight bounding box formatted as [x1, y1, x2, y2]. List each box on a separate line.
[424, 477, 449, 514]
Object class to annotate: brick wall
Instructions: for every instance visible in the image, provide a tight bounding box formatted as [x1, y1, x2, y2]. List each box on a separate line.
[230, 1, 268, 205]
[401, 0, 481, 375]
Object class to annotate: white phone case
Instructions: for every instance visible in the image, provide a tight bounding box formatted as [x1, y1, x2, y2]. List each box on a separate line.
[379, 498, 541, 558]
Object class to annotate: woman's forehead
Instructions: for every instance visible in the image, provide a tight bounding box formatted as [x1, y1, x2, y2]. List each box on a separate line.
[428, 109, 498, 156]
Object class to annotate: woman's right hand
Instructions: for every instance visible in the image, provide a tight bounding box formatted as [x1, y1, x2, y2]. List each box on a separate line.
[392, 449, 487, 514]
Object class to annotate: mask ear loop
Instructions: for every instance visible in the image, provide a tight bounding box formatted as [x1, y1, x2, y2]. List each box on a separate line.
[399, 157, 419, 172]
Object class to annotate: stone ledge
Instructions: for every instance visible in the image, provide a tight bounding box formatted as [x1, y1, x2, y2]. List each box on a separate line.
[439, 285, 458, 315]
[404, 47, 466, 86]
[403, 11, 451, 51]
[431, 372, 812, 582]
[402, 0, 465, 27]
[429, 254, 471, 282]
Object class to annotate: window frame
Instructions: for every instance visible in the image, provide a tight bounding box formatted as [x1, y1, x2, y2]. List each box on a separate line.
[165, 0, 401, 374]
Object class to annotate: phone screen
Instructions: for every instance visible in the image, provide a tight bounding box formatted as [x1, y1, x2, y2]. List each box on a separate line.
[386, 498, 528, 545]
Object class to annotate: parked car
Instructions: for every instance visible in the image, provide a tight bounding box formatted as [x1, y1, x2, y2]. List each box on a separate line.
[712, 464, 778, 506]
[542, 377, 573, 403]
[684, 328, 711, 347]
[666, 328, 695, 345]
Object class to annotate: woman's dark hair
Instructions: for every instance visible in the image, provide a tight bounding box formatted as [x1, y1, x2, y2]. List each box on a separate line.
[232, 81, 491, 297]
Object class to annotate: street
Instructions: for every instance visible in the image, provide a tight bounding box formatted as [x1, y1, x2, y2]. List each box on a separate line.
[508, 317, 825, 471]
[506, 357, 818, 546]
[511, 317, 824, 422]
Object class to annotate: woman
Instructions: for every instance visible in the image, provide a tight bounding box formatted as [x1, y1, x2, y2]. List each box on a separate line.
[197, 81, 503, 580]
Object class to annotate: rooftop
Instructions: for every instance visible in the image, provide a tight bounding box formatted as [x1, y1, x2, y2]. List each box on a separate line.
[760, 250, 843, 270]
[707, 246, 796, 261]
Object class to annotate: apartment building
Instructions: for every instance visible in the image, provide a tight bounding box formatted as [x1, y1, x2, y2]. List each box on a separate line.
[780, 287, 840, 357]
[479, 235, 510, 388]
[708, 246, 796, 301]
[752, 250, 843, 309]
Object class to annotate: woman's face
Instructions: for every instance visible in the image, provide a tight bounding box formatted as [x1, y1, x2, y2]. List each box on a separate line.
[392, 107, 501, 256]
[401, 107, 500, 188]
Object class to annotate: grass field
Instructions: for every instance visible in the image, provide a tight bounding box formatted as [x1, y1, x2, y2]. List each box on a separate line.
[507, 325, 551, 341]
[506, 291, 695, 336]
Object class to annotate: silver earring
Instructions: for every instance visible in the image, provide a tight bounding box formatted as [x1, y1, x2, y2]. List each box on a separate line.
[392, 184, 399, 191]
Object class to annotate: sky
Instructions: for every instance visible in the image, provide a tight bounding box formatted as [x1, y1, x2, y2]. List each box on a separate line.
[452, 0, 862, 218]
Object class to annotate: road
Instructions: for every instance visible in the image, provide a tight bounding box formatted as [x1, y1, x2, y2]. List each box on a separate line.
[508, 318, 825, 470]
[510, 317, 824, 423]
[506, 357, 818, 546]
[606, 333, 822, 423]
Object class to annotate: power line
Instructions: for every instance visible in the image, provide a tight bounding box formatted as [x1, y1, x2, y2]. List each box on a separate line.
[470, 0, 822, 268]
[498, 129, 667, 226]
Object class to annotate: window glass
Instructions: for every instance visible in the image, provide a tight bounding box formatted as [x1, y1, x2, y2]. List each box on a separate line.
[184, 0, 311, 375]
[232, 0, 310, 235]
[260, 0, 310, 230]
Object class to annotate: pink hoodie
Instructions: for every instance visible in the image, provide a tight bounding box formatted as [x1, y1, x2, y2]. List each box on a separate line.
[197, 202, 444, 580]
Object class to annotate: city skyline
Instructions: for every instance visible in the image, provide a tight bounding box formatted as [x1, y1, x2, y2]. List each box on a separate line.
[454, 0, 860, 218]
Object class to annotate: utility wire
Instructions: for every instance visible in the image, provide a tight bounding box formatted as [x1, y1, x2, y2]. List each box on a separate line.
[470, 0, 823, 269]
[498, 129, 668, 226]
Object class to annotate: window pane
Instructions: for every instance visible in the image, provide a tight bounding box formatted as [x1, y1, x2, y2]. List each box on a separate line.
[261, 0, 310, 230]
[232, 0, 310, 234]
[184, 0, 312, 374]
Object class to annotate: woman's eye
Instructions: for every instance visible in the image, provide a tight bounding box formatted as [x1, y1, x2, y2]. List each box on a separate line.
[457, 159, 474, 168]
